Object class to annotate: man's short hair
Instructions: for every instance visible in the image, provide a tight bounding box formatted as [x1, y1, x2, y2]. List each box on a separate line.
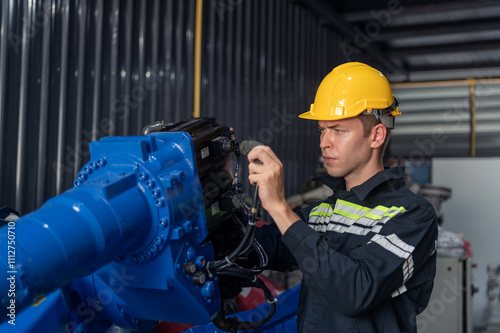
[357, 114, 391, 160]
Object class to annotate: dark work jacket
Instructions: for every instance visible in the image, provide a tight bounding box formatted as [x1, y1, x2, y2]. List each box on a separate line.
[255, 167, 438, 333]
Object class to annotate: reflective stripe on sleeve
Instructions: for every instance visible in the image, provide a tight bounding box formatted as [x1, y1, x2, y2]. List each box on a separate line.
[370, 233, 415, 284]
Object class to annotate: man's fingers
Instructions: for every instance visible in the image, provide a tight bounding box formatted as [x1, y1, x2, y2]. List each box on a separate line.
[247, 158, 266, 175]
[247, 145, 281, 166]
[248, 174, 259, 185]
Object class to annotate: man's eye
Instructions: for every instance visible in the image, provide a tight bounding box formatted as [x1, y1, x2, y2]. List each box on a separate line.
[318, 128, 325, 133]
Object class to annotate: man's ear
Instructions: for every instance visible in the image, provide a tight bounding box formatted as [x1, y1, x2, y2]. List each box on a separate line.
[371, 123, 387, 149]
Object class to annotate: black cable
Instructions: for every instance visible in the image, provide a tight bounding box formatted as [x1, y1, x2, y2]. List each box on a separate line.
[251, 238, 268, 269]
[213, 276, 277, 332]
[207, 220, 254, 272]
[234, 187, 251, 212]
[230, 206, 268, 270]
[232, 149, 251, 212]
[216, 269, 254, 280]
[206, 143, 276, 331]
[249, 184, 259, 223]
[207, 184, 259, 272]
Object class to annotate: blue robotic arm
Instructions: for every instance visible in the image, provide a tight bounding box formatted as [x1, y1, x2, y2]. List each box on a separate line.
[0, 118, 274, 332]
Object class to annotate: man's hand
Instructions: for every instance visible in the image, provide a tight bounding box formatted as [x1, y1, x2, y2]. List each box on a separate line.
[247, 146, 300, 234]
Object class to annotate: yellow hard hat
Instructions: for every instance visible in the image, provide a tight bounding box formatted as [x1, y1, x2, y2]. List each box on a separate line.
[299, 62, 401, 128]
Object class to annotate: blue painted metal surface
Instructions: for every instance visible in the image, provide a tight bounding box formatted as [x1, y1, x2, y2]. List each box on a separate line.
[4, 289, 70, 332]
[0, 132, 221, 330]
[187, 284, 300, 333]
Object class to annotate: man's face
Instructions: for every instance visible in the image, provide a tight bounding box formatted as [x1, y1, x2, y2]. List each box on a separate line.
[318, 117, 372, 179]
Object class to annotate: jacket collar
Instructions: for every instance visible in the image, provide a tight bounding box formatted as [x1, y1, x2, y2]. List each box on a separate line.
[313, 167, 406, 201]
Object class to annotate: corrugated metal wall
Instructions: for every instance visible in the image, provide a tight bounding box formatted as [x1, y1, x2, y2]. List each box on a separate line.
[391, 79, 500, 160]
[1, 0, 364, 215]
[0, 0, 198, 214]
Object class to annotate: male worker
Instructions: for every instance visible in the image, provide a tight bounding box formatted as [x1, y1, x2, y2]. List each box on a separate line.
[248, 62, 438, 332]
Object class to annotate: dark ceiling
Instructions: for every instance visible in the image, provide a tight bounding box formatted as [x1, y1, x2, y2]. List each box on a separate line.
[304, 0, 500, 82]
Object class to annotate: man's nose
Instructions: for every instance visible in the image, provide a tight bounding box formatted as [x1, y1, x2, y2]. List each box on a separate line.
[319, 133, 331, 150]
